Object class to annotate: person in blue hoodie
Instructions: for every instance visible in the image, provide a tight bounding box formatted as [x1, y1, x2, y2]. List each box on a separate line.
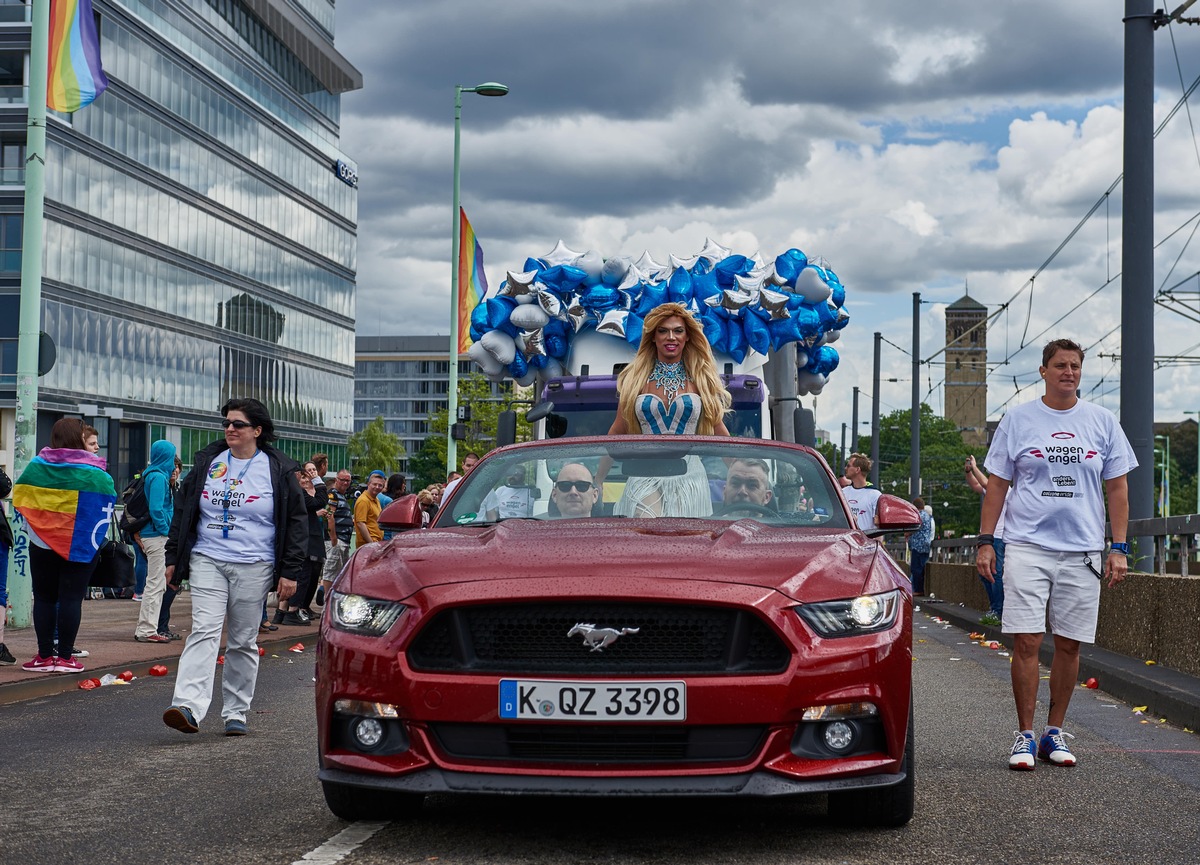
[133, 440, 178, 643]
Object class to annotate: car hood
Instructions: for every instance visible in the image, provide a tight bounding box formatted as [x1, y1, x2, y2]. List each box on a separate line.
[340, 519, 883, 604]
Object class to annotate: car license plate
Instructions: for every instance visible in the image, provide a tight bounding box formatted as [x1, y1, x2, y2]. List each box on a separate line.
[499, 679, 686, 721]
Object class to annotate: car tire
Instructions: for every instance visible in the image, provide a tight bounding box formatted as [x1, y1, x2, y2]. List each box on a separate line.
[321, 780, 424, 822]
[826, 703, 915, 828]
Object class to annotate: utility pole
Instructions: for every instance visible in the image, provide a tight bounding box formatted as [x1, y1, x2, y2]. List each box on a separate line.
[911, 292, 921, 499]
[840, 423, 847, 475]
[851, 386, 860, 453]
[1122, 0, 1156, 567]
[871, 331, 881, 487]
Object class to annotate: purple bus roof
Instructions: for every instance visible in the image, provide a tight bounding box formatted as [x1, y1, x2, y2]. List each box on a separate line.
[542, 374, 764, 406]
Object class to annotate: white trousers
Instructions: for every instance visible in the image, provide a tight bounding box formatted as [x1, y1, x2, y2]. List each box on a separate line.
[135, 535, 168, 639]
[171, 553, 274, 724]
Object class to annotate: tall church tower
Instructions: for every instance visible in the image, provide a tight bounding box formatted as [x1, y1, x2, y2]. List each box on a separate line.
[944, 294, 988, 447]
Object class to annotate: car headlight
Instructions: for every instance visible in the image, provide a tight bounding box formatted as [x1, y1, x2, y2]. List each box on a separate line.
[329, 592, 405, 636]
[796, 590, 901, 637]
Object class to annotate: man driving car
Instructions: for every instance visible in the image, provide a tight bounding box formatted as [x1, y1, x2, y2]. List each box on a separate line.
[550, 463, 599, 519]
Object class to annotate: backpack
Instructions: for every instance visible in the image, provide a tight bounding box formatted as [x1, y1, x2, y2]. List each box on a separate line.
[118, 473, 151, 535]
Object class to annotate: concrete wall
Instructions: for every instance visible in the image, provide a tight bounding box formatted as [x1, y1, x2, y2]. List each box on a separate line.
[927, 563, 1200, 678]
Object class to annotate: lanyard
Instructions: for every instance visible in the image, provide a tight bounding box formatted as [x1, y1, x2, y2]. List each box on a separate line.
[221, 449, 261, 539]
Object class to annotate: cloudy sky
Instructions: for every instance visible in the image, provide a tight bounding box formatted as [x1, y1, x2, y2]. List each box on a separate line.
[333, 0, 1200, 443]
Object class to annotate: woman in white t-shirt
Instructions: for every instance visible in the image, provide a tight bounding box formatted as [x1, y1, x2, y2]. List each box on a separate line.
[975, 339, 1136, 772]
[161, 398, 308, 737]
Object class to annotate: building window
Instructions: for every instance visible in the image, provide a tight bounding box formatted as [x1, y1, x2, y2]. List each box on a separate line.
[0, 214, 20, 271]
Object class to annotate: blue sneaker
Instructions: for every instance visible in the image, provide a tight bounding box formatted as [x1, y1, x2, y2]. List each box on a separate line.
[163, 706, 199, 734]
[1008, 731, 1036, 770]
[1038, 729, 1077, 766]
[224, 718, 248, 737]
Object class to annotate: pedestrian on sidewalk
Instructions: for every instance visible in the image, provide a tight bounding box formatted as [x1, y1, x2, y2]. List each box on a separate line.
[12, 418, 117, 674]
[133, 440, 177, 644]
[0, 467, 15, 665]
[906, 497, 933, 596]
[317, 468, 354, 606]
[966, 454, 1006, 625]
[162, 398, 307, 737]
[274, 465, 326, 626]
[976, 339, 1136, 771]
[156, 455, 184, 640]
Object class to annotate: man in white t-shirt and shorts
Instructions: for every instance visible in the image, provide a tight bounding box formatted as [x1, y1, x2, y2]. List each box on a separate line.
[976, 339, 1136, 771]
[481, 466, 537, 521]
[841, 453, 882, 533]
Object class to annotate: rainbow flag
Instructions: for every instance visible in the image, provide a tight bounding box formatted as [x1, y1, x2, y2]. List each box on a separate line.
[458, 207, 490, 355]
[47, 0, 109, 113]
[14, 448, 117, 562]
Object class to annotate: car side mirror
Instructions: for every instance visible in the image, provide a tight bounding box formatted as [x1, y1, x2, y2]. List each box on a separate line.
[871, 495, 923, 534]
[378, 495, 424, 533]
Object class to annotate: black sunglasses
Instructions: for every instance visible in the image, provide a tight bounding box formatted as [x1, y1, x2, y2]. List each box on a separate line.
[555, 480, 594, 493]
[222, 419, 254, 430]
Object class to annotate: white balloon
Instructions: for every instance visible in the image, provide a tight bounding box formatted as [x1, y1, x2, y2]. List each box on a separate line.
[468, 340, 505, 376]
[541, 358, 565, 379]
[795, 350, 808, 368]
[514, 369, 538, 387]
[793, 267, 833, 303]
[577, 249, 604, 278]
[602, 255, 631, 285]
[796, 370, 827, 396]
[510, 304, 550, 330]
[825, 328, 841, 343]
[480, 329, 517, 365]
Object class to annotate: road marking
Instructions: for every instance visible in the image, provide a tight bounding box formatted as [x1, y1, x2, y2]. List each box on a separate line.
[293, 821, 389, 864]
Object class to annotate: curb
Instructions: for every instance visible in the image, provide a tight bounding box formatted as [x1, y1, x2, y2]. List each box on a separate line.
[920, 598, 1200, 732]
[0, 633, 317, 707]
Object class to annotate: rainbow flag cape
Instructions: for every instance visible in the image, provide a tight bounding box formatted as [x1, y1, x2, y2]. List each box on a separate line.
[47, 0, 109, 113]
[14, 448, 117, 562]
[458, 207, 490, 355]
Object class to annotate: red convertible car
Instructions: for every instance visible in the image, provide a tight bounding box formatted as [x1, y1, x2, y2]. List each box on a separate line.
[316, 436, 921, 826]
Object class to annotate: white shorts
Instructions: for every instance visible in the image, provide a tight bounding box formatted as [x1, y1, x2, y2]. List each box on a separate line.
[1001, 542, 1103, 643]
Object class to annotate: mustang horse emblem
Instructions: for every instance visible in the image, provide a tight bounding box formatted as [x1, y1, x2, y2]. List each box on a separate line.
[567, 623, 640, 652]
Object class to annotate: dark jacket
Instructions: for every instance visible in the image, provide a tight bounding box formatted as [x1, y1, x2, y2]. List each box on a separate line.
[0, 468, 12, 550]
[305, 482, 329, 558]
[165, 440, 307, 584]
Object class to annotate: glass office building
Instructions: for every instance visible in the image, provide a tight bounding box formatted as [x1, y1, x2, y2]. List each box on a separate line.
[0, 0, 360, 485]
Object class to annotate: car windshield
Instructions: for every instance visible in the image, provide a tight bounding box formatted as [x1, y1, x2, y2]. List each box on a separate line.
[434, 440, 848, 529]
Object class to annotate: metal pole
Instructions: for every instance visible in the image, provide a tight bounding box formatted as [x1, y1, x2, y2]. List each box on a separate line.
[447, 86, 464, 477]
[840, 423, 847, 475]
[871, 331, 881, 488]
[9, 0, 51, 629]
[851, 386, 860, 453]
[1122, 0, 1156, 568]
[911, 292, 921, 499]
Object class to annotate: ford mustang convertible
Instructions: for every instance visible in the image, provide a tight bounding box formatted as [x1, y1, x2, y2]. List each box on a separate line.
[316, 436, 921, 826]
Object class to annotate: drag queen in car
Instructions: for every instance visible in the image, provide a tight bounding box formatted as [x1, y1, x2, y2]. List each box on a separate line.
[601, 303, 731, 517]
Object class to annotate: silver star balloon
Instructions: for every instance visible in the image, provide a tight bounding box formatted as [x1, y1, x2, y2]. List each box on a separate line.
[596, 309, 627, 338]
[696, 237, 731, 267]
[617, 264, 645, 292]
[534, 283, 564, 318]
[669, 253, 701, 271]
[759, 288, 791, 319]
[633, 250, 668, 281]
[519, 327, 547, 358]
[499, 270, 538, 302]
[542, 239, 584, 267]
[714, 288, 755, 313]
[735, 273, 765, 295]
[567, 302, 590, 333]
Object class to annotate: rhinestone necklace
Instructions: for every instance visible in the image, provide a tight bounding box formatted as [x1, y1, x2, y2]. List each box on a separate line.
[649, 361, 689, 403]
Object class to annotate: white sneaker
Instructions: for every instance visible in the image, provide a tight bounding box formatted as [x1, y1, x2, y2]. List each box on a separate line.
[1008, 732, 1036, 770]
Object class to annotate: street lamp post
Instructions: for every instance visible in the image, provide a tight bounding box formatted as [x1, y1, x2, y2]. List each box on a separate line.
[448, 81, 508, 476]
[1155, 433, 1170, 518]
[1185, 411, 1200, 515]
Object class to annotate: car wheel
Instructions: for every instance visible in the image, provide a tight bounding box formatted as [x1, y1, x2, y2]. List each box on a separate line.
[827, 703, 915, 828]
[321, 780, 424, 822]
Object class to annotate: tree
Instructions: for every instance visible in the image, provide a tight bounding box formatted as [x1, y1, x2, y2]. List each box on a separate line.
[856, 404, 984, 537]
[348, 416, 404, 478]
[411, 373, 533, 488]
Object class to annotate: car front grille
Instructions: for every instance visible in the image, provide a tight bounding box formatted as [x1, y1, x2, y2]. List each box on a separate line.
[407, 603, 790, 675]
[430, 723, 767, 764]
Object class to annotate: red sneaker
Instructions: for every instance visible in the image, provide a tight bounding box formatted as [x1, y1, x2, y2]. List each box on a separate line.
[21, 654, 57, 673]
[53, 656, 86, 674]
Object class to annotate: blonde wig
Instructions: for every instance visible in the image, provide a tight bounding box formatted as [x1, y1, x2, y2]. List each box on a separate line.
[615, 302, 732, 434]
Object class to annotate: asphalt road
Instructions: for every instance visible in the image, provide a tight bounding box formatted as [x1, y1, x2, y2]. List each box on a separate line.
[3, 612, 1199, 865]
